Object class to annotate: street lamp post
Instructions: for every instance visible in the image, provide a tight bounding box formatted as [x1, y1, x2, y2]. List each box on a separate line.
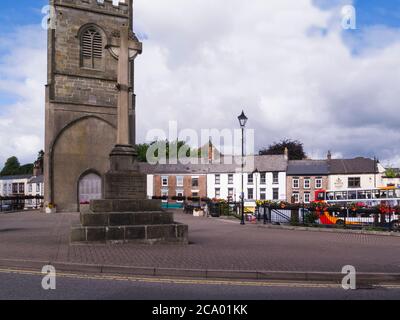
[238, 111, 248, 225]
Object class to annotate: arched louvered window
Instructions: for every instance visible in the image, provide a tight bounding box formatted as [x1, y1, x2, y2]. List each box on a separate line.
[81, 27, 103, 69]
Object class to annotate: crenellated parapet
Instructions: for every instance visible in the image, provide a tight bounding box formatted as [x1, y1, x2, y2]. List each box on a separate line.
[51, 0, 130, 16]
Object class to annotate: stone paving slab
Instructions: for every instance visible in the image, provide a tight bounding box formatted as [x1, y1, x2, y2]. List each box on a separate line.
[0, 211, 399, 274]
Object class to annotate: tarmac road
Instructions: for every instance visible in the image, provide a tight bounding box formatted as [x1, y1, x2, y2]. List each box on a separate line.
[0, 268, 399, 300]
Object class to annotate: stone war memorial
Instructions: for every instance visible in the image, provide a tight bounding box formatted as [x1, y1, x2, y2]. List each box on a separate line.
[44, 0, 188, 244]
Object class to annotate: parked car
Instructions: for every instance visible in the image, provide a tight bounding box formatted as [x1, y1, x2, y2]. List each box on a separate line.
[0, 204, 11, 212]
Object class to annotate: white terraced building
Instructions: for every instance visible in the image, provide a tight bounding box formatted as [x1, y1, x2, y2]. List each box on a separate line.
[326, 157, 386, 191]
[206, 155, 288, 203]
[25, 175, 44, 209]
[0, 174, 44, 210]
[0, 175, 32, 197]
[142, 154, 289, 204]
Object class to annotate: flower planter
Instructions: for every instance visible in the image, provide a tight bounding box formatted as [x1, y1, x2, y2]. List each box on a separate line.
[193, 209, 204, 217]
[45, 207, 57, 214]
[80, 203, 90, 214]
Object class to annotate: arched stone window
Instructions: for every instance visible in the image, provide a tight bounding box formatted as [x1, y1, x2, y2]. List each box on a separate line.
[81, 27, 103, 69]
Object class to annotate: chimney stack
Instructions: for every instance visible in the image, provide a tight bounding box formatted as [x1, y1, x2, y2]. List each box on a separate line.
[327, 150, 332, 160]
[284, 147, 289, 160]
[33, 161, 43, 177]
[208, 139, 213, 163]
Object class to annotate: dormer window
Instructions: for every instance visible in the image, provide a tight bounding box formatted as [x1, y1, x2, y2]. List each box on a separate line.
[81, 27, 103, 69]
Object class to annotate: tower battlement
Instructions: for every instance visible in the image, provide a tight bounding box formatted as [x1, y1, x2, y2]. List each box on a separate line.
[52, 0, 130, 16]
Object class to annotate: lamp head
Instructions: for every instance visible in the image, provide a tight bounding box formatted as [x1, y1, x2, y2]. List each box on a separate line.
[238, 110, 248, 128]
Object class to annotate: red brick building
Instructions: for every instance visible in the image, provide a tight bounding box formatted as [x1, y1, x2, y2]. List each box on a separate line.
[142, 163, 209, 203]
[286, 160, 329, 203]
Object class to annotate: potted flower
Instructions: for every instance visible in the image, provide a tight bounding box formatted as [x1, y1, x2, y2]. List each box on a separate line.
[377, 203, 391, 215]
[256, 200, 267, 207]
[45, 203, 57, 214]
[80, 201, 90, 214]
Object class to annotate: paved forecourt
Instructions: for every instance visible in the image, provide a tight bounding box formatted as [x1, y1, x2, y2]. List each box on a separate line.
[0, 210, 399, 275]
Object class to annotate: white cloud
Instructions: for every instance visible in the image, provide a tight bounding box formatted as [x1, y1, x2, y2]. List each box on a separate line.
[0, 0, 399, 169]
[133, 0, 400, 166]
[0, 25, 46, 166]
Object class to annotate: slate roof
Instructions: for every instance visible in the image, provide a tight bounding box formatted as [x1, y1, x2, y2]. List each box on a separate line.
[209, 155, 288, 173]
[328, 158, 378, 175]
[139, 162, 210, 175]
[139, 155, 288, 174]
[287, 160, 329, 176]
[0, 174, 32, 181]
[28, 175, 44, 184]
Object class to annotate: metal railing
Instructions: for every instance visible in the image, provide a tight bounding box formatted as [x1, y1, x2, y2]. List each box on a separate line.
[152, 196, 240, 218]
[255, 203, 400, 232]
[0, 195, 44, 213]
[150, 195, 400, 232]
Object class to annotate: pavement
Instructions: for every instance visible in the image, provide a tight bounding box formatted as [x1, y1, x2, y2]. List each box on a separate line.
[0, 210, 399, 283]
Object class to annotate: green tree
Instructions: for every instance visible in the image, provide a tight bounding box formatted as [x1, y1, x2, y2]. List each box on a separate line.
[385, 167, 398, 178]
[0, 156, 21, 176]
[19, 164, 34, 175]
[135, 140, 192, 163]
[0, 151, 44, 176]
[36, 150, 44, 169]
[166, 140, 191, 159]
[259, 139, 306, 160]
[136, 143, 151, 162]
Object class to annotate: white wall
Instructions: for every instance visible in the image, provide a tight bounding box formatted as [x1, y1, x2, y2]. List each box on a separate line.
[207, 172, 286, 201]
[382, 177, 400, 188]
[207, 173, 240, 202]
[147, 175, 154, 198]
[328, 173, 384, 191]
[0, 178, 30, 196]
[24, 182, 44, 208]
[26, 182, 44, 196]
[0, 181, 10, 196]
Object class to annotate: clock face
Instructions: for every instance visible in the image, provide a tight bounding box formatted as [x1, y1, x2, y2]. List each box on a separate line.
[108, 46, 140, 60]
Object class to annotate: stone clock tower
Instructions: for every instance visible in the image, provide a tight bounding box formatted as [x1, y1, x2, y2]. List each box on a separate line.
[44, 0, 139, 212]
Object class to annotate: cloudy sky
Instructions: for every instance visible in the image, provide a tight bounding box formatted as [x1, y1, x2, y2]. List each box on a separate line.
[0, 0, 400, 167]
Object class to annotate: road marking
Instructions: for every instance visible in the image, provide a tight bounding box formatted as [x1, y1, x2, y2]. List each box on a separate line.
[0, 267, 338, 288]
[0, 267, 399, 289]
[216, 219, 240, 224]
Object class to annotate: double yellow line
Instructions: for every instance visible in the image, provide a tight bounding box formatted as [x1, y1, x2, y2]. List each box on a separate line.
[0, 267, 399, 289]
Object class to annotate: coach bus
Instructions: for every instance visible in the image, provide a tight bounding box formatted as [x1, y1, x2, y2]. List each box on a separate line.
[313, 187, 400, 230]
[315, 187, 400, 205]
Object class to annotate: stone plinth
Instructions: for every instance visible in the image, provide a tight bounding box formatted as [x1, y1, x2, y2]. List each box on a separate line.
[104, 171, 147, 200]
[90, 199, 161, 213]
[71, 223, 188, 244]
[71, 188, 189, 244]
[80, 211, 175, 227]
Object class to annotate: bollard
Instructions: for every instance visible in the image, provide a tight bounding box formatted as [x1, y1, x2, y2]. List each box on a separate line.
[263, 204, 267, 225]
